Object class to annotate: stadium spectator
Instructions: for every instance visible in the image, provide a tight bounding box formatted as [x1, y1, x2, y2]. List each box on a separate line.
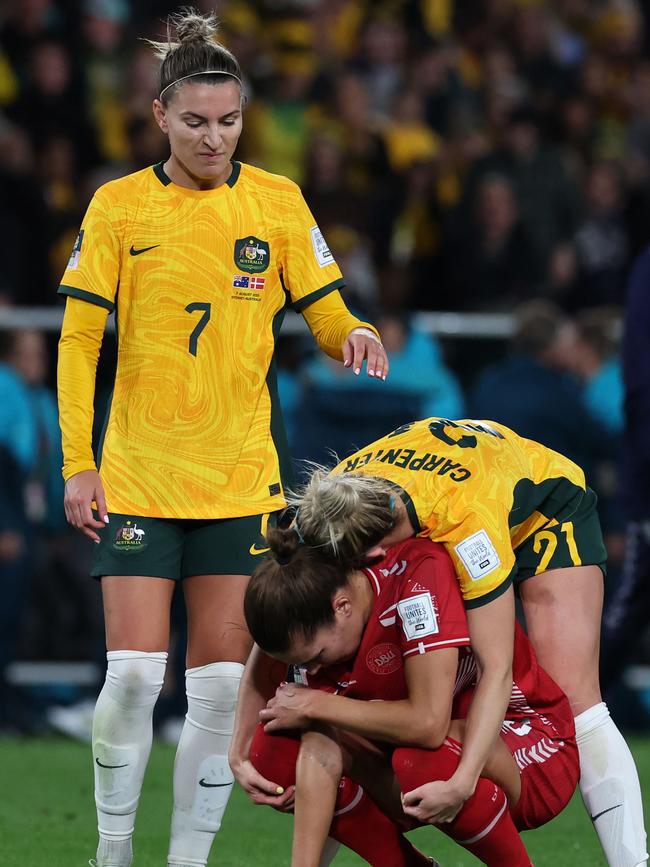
[444, 173, 540, 310]
[568, 307, 624, 435]
[469, 300, 616, 473]
[570, 161, 630, 309]
[0, 332, 37, 732]
[292, 311, 464, 465]
[601, 248, 650, 693]
[56, 11, 387, 867]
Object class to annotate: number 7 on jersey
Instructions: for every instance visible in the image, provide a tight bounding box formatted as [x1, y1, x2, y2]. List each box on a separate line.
[185, 302, 211, 356]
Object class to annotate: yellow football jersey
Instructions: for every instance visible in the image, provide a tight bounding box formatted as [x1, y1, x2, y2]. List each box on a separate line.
[333, 418, 588, 607]
[58, 161, 348, 519]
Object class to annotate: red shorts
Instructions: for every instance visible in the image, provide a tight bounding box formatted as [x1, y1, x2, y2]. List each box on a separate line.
[500, 719, 580, 830]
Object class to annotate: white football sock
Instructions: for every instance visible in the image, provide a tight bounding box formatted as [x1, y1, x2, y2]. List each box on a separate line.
[93, 650, 167, 867]
[575, 702, 648, 867]
[167, 661, 244, 867]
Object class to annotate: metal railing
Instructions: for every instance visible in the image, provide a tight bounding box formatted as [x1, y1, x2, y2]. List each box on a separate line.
[0, 307, 515, 339]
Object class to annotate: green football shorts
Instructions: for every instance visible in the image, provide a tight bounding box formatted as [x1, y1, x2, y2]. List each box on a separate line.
[91, 511, 278, 580]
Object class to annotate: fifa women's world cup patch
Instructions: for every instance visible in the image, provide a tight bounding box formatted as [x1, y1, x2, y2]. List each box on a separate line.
[113, 520, 148, 553]
[397, 592, 439, 640]
[454, 529, 500, 580]
[67, 230, 85, 270]
[234, 237, 270, 273]
[310, 225, 334, 267]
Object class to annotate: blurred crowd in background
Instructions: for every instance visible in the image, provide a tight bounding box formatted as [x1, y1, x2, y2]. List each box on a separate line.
[0, 0, 648, 736]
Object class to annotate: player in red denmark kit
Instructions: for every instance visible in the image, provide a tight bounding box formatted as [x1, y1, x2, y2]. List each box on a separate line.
[233, 529, 579, 866]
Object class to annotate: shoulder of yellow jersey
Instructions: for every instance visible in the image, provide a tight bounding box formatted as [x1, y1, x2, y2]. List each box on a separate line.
[89, 166, 157, 208]
[237, 161, 303, 200]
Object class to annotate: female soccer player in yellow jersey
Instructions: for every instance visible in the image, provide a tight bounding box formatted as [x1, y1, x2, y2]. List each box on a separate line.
[56, 11, 388, 867]
[235, 417, 647, 867]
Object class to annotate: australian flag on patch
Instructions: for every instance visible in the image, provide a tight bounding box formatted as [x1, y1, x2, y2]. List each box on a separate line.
[233, 274, 249, 288]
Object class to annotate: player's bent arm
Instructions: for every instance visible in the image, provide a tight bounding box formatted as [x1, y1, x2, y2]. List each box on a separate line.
[448, 587, 515, 800]
[292, 728, 342, 867]
[301, 290, 380, 361]
[230, 645, 293, 805]
[263, 648, 458, 749]
[57, 297, 108, 479]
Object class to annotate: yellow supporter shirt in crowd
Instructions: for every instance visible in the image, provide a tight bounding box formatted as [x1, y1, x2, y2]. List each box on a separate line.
[333, 417, 587, 607]
[58, 160, 369, 519]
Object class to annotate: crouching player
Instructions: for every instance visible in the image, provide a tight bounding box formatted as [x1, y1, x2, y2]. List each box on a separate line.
[230, 527, 580, 866]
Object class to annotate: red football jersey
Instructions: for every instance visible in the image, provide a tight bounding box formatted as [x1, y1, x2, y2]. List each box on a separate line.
[300, 538, 574, 741]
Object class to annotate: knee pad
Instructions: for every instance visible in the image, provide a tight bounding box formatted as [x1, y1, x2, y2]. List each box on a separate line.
[102, 650, 168, 709]
[184, 661, 244, 734]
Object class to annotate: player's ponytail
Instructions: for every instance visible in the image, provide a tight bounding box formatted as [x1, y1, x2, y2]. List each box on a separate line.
[286, 465, 397, 565]
[148, 8, 242, 105]
[244, 537, 349, 656]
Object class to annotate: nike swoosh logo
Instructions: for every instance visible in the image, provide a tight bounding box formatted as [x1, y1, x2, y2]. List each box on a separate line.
[249, 544, 270, 556]
[591, 804, 622, 822]
[130, 244, 160, 256]
[199, 778, 233, 788]
[95, 757, 129, 769]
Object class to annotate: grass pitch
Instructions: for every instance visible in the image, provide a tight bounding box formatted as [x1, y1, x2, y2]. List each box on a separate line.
[2, 736, 649, 866]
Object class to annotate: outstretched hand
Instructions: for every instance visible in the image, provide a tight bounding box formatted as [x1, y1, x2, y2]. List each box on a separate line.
[343, 328, 389, 380]
[63, 469, 108, 543]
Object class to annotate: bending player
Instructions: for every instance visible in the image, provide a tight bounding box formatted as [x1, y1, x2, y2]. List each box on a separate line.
[230, 526, 580, 866]
[275, 417, 647, 867]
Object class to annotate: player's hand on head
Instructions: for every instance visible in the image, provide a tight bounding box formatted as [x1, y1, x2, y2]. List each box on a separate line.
[343, 328, 389, 379]
[230, 756, 295, 808]
[401, 779, 468, 825]
[63, 469, 109, 543]
[260, 682, 313, 732]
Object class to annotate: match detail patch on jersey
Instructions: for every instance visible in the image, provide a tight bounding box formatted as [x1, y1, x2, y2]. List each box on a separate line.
[397, 592, 439, 640]
[67, 230, 84, 270]
[455, 530, 500, 580]
[310, 226, 333, 267]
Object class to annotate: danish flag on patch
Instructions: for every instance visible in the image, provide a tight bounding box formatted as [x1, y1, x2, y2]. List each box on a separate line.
[250, 276, 266, 290]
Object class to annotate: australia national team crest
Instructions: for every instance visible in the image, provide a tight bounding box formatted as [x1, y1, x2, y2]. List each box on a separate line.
[234, 237, 270, 273]
[113, 520, 147, 553]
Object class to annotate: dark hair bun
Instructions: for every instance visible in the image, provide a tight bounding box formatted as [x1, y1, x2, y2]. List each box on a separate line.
[267, 526, 301, 563]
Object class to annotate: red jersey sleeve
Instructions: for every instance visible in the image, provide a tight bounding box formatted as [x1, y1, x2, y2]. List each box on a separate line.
[395, 542, 472, 659]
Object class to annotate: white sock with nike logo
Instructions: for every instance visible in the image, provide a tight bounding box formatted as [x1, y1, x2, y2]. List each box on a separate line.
[167, 661, 244, 867]
[93, 650, 168, 867]
[575, 701, 648, 867]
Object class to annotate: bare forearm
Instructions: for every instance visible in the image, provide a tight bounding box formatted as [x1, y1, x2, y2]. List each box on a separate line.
[231, 647, 281, 761]
[292, 730, 341, 867]
[309, 691, 448, 748]
[453, 667, 511, 795]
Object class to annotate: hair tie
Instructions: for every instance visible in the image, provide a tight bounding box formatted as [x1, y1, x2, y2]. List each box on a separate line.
[293, 519, 305, 545]
[389, 494, 396, 511]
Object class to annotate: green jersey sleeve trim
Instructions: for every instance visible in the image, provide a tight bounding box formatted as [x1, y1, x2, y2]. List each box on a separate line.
[293, 278, 346, 313]
[58, 285, 115, 312]
[463, 572, 514, 610]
